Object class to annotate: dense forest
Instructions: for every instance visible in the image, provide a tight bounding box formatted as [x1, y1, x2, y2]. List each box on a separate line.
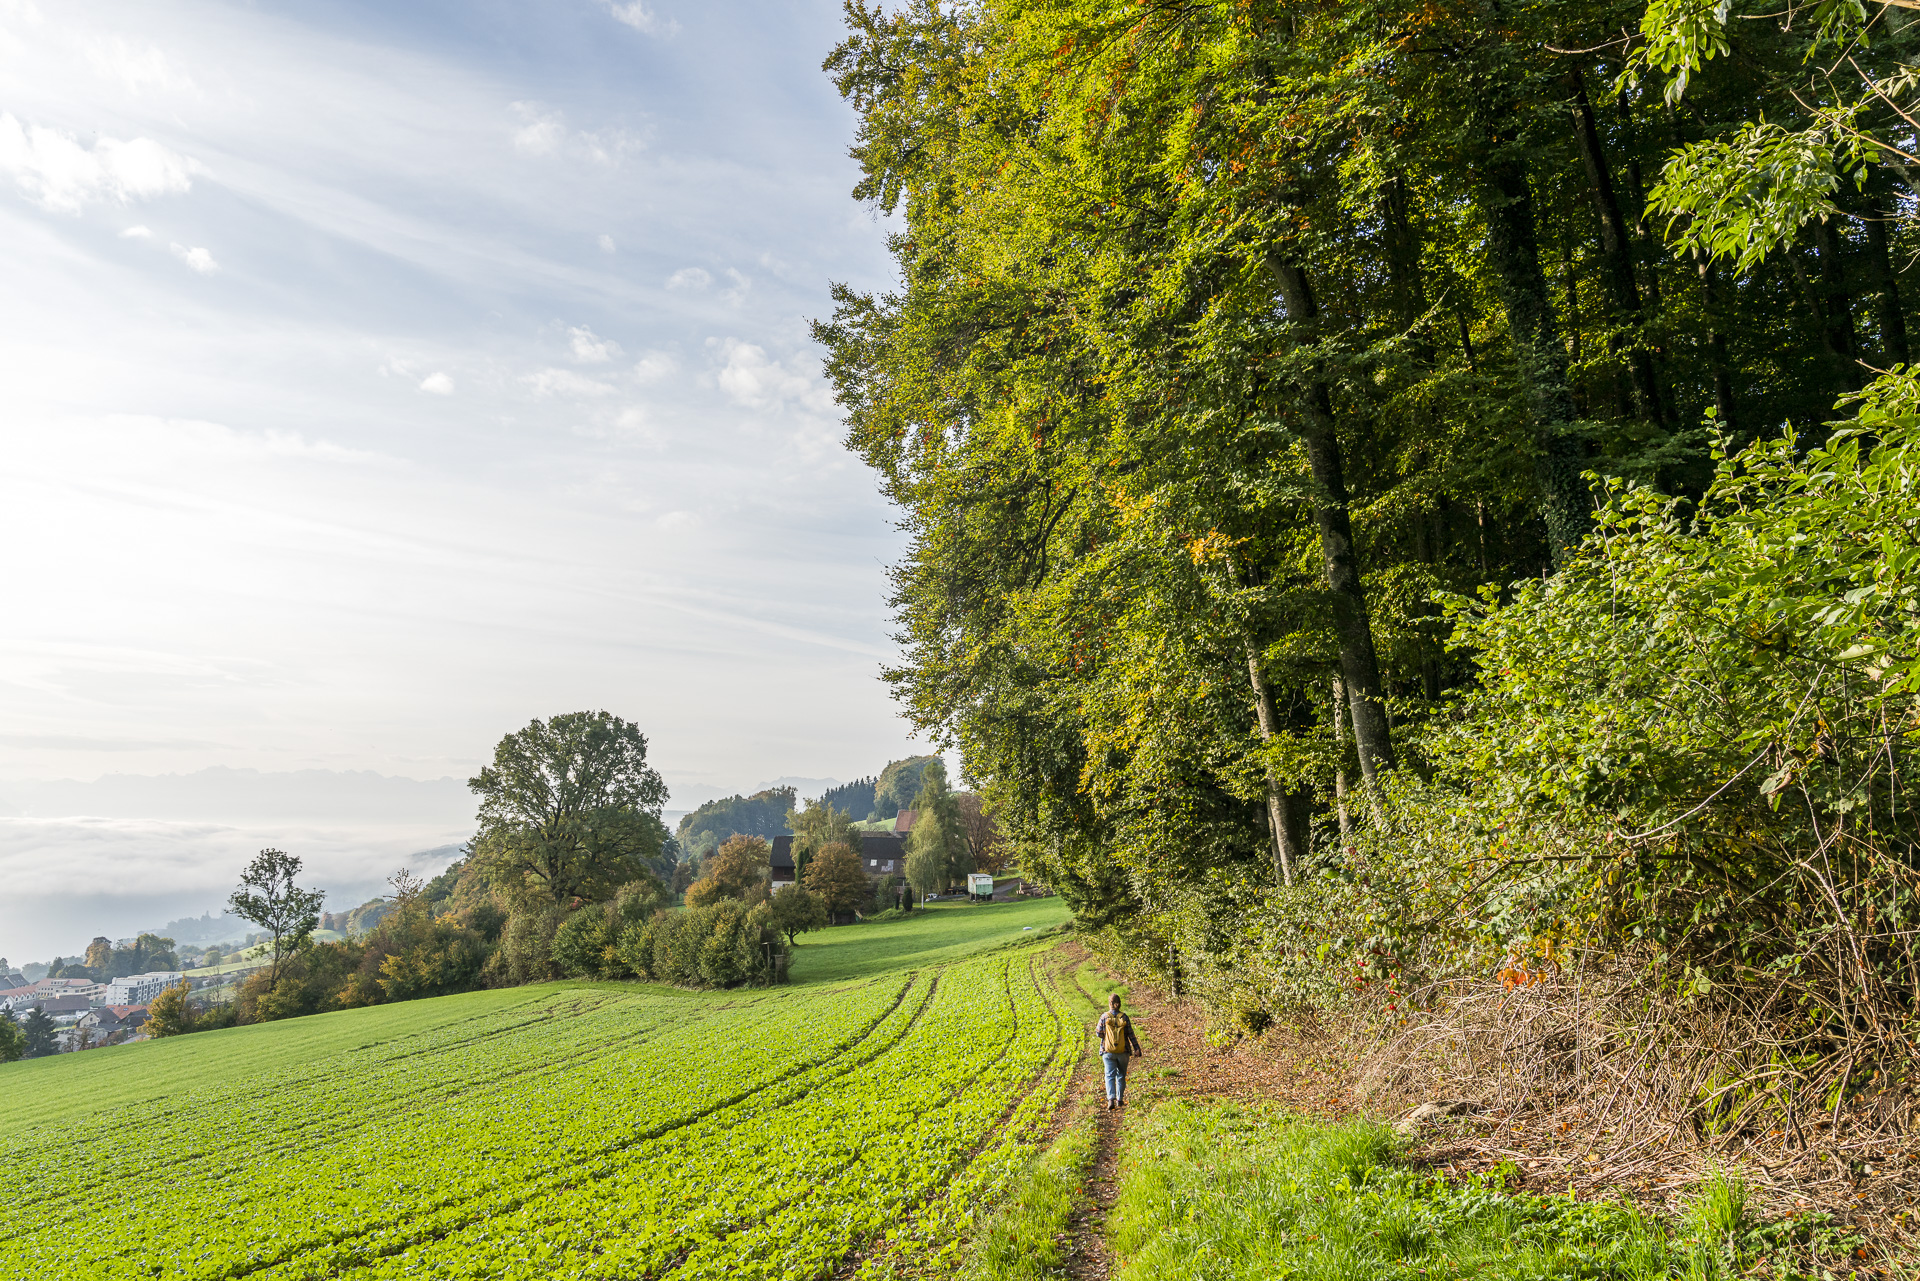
[816, 0, 1919, 1142]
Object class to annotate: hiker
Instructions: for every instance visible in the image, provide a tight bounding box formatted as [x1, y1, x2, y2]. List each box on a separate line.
[1095, 993, 1143, 1110]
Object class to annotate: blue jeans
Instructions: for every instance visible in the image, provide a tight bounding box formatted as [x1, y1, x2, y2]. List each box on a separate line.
[1102, 1051, 1130, 1102]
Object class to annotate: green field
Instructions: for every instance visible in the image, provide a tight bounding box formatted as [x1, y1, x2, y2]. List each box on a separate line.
[2, 898, 1075, 1280]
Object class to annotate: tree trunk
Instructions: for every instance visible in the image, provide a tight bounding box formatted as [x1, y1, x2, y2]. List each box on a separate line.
[1811, 219, 1862, 391]
[1383, 178, 1432, 361]
[1568, 70, 1668, 430]
[1477, 153, 1592, 563]
[1244, 639, 1302, 886]
[1863, 193, 1911, 367]
[1272, 262, 1397, 781]
[1694, 251, 1738, 436]
[1559, 224, 1592, 418]
[1330, 677, 1352, 841]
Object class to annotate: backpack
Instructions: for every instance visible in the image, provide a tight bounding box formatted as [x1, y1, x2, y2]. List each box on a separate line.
[1101, 1012, 1130, 1054]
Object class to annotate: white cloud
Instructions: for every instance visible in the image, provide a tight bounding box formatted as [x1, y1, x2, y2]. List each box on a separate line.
[507, 101, 643, 166]
[119, 224, 151, 239]
[508, 101, 565, 157]
[605, 2, 680, 36]
[710, 337, 834, 414]
[523, 367, 615, 398]
[418, 371, 454, 395]
[720, 267, 751, 303]
[169, 242, 217, 273]
[86, 38, 193, 95]
[0, 112, 193, 213]
[568, 325, 620, 363]
[631, 350, 677, 384]
[665, 266, 709, 290]
[597, 233, 616, 254]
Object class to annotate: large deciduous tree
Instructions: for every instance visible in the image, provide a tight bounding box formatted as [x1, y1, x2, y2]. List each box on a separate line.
[802, 841, 870, 920]
[685, 835, 772, 907]
[228, 848, 325, 986]
[468, 711, 670, 907]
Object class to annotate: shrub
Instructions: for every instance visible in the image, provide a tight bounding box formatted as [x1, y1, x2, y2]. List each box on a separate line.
[617, 901, 786, 988]
[145, 980, 196, 1038]
[552, 909, 613, 979]
[490, 905, 567, 986]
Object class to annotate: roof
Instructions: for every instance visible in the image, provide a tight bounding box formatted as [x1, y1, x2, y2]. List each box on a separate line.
[892, 809, 918, 833]
[25, 995, 91, 1014]
[112, 971, 183, 985]
[770, 835, 794, 870]
[860, 833, 909, 875]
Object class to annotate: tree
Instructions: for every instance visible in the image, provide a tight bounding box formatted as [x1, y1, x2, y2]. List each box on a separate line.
[955, 793, 1006, 874]
[146, 980, 196, 1038]
[904, 834, 943, 902]
[906, 760, 967, 892]
[469, 711, 670, 907]
[228, 849, 324, 986]
[671, 855, 699, 894]
[83, 936, 112, 971]
[685, 835, 771, 907]
[20, 1006, 55, 1058]
[785, 798, 861, 882]
[676, 788, 795, 859]
[802, 841, 869, 920]
[0, 1011, 23, 1063]
[769, 884, 828, 944]
[821, 776, 879, 821]
[873, 756, 938, 818]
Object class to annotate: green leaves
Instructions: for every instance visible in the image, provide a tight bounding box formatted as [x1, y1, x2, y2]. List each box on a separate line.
[1630, 0, 1733, 105]
[1649, 120, 1866, 271]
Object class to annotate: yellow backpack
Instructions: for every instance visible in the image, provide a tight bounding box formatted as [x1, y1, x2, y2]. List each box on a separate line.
[1102, 1012, 1131, 1054]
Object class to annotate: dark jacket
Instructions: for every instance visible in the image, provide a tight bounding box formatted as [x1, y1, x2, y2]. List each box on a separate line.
[1094, 1009, 1143, 1056]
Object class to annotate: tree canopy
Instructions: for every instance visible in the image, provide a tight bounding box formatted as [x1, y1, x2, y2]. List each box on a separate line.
[676, 787, 796, 859]
[228, 849, 324, 985]
[469, 711, 671, 907]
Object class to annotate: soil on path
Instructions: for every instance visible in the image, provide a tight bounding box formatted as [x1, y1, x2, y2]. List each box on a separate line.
[1054, 940, 1365, 1280]
[1061, 1067, 1122, 1280]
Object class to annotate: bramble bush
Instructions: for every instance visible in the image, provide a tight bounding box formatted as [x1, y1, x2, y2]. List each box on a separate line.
[1112, 378, 1920, 1131]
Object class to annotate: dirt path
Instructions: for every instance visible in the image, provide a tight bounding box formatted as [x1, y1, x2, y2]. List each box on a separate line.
[1063, 1057, 1122, 1280]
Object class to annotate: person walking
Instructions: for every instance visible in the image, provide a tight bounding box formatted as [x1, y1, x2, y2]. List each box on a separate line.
[1095, 993, 1143, 1109]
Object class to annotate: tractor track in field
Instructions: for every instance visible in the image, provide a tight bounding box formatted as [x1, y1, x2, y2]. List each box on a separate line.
[3, 992, 681, 1233]
[826, 950, 1074, 1281]
[674, 954, 1043, 1280]
[183, 973, 933, 1281]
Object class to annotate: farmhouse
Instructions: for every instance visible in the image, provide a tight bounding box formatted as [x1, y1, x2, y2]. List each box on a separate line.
[768, 831, 912, 887]
[80, 1005, 150, 1035]
[860, 833, 909, 877]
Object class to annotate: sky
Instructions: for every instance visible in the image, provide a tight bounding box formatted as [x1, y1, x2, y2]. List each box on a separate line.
[0, 0, 933, 961]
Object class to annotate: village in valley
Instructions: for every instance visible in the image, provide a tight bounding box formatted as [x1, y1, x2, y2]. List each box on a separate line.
[0, 753, 1017, 1057]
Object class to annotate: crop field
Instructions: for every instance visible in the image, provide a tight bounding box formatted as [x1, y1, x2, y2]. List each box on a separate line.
[1, 904, 1076, 1280]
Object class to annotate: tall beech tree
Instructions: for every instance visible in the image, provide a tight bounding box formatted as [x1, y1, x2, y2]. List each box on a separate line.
[817, 0, 1919, 928]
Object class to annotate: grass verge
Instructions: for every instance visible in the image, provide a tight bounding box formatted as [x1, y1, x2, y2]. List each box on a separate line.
[962, 1102, 1102, 1281]
[1105, 1100, 1872, 1281]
